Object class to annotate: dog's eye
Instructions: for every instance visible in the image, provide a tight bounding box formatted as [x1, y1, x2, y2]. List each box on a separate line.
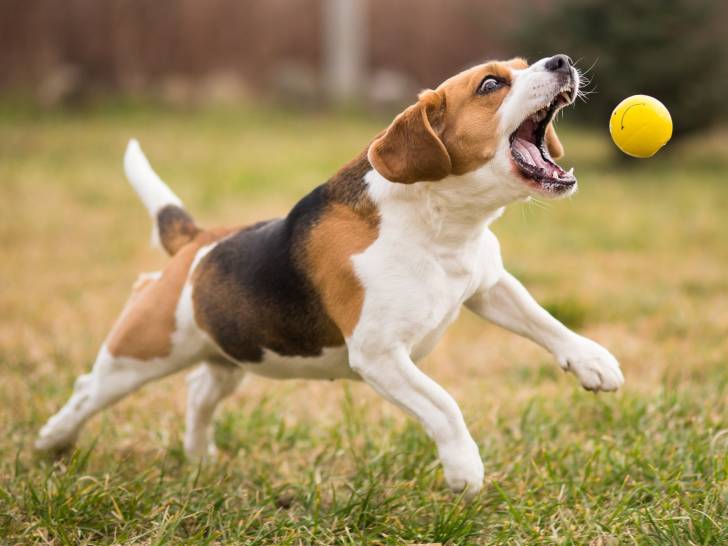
[477, 76, 504, 95]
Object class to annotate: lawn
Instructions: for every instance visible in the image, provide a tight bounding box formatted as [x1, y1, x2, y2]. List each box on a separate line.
[1, 101, 727, 544]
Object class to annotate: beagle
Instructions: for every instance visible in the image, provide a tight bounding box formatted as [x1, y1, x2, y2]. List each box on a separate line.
[36, 54, 623, 498]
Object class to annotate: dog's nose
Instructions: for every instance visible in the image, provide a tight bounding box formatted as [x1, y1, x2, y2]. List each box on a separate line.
[545, 54, 572, 74]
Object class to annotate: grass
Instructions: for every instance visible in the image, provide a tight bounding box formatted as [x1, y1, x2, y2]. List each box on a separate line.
[1, 100, 728, 544]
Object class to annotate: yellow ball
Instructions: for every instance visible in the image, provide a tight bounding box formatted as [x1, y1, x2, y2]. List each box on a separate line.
[609, 95, 673, 158]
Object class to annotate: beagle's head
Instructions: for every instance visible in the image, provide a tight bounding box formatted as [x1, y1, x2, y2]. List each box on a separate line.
[369, 55, 580, 199]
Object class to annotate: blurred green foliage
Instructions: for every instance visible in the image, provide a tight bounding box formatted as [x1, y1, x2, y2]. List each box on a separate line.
[515, 0, 728, 136]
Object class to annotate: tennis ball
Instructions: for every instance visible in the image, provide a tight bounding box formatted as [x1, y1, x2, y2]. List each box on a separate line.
[609, 95, 673, 158]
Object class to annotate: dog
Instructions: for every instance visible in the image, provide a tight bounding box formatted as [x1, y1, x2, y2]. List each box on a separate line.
[36, 54, 623, 498]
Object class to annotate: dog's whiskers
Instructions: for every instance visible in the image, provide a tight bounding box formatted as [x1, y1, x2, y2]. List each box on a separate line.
[575, 57, 599, 78]
[573, 58, 598, 104]
[528, 197, 551, 212]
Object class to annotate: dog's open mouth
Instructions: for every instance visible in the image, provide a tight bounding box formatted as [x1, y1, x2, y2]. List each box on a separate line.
[510, 87, 576, 194]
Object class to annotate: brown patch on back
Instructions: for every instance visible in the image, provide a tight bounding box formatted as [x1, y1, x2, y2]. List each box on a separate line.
[106, 228, 235, 360]
[305, 202, 379, 338]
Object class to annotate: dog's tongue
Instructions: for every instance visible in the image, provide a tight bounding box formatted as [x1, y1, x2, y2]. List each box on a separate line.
[512, 118, 551, 170]
[511, 117, 567, 177]
[512, 137, 545, 168]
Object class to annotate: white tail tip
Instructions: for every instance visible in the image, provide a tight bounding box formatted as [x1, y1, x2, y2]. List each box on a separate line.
[123, 139, 185, 249]
[123, 138, 183, 217]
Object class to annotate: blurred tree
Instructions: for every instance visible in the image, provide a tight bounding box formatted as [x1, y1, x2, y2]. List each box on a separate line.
[515, 0, 728, 136]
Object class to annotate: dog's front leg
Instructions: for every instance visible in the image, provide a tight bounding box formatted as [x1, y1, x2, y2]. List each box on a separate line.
[466, 271, 624, 392]
[349, 345, 483, 498]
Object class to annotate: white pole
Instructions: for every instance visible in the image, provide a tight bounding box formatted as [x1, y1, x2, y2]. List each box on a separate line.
[323, 0, 367, 104]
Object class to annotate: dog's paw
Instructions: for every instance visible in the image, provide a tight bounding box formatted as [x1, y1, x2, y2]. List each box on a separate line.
[555, 336, 624, 392]
[439, 439, 484, 500]
[35, 418, 79, 453]
[184, 437, 220, 464]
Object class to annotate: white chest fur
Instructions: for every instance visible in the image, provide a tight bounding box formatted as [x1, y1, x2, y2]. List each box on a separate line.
[351, 170, 505, 361]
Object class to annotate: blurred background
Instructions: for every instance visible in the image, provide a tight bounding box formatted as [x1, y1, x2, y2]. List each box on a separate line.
[3, 0, 728, 133]
[2, 1, 728, 541]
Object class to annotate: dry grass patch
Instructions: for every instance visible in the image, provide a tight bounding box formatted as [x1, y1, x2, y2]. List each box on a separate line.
[1, 103, 727, 544]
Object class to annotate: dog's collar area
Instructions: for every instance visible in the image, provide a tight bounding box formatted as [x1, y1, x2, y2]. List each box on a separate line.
[509, 88, 575, 193]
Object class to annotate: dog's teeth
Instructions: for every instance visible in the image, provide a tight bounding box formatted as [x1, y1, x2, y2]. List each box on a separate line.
[567, 167, 574, 177]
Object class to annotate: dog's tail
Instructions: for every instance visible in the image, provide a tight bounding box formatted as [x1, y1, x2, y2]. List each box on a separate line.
[124, 139, 200, 256]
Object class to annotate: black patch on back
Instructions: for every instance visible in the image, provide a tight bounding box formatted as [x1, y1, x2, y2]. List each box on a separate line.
[193, 154, 372, 364]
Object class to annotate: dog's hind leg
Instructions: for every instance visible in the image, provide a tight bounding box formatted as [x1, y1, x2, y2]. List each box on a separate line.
[184, 362, 245, 461]
[35, 344, 199, 452]
[36, 254, 211, 453]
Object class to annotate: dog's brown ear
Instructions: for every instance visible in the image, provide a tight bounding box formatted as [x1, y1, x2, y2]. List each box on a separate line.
[545, 123, 564, 159]
[369, 90, 452, 184]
